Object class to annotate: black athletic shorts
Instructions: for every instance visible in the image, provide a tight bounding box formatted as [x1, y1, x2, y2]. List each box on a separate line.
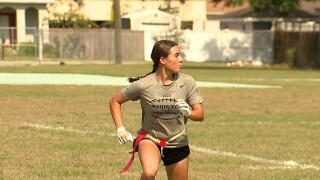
[158, 145, 190, 166]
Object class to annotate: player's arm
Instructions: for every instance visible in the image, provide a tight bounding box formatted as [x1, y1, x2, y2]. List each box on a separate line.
[176, 99, 204, 121]
[109, 92, 133, 144]
[189, 103, 204, 121]
[109, 92, 127, 129]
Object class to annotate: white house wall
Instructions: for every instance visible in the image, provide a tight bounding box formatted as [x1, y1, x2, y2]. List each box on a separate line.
[144, 30, 273, 63]
[178, 0, 206, 31]
[16, 8, 26, 42]
[0, 2, 50, 43]
[128, 0, 206, 31]
[124, 10, 180, 31]
[123, 0, 206, 31]
[205, 20, 220, 30]
[0, 3, 50, 29]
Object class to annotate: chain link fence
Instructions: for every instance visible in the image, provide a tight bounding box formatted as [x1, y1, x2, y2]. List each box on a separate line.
[0, 27, 38, 61]
[1, 27, 319, 68]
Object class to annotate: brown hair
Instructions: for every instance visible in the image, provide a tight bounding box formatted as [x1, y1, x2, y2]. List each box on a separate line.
[128, 40, 178, 83]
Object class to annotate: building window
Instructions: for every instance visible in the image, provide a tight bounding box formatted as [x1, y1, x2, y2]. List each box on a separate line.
[181, 21, 193, 30]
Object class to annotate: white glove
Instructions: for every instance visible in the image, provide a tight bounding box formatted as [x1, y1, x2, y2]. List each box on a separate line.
[117, 126, 134, 144]
[175, 99, 191, 117]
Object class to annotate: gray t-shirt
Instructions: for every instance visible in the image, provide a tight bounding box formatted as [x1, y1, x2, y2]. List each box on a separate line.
[121, 73, 204, 148]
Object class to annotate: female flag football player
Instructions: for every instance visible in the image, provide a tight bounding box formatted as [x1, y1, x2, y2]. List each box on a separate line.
[109, 39, 204, 180]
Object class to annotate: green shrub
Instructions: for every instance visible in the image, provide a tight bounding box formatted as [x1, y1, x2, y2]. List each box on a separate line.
[17, 42, 36, 57]
[287, 47, 296, 67]
[43, 43, 60, 58]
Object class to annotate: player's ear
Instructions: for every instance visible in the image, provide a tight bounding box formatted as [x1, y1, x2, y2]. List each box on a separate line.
[160, 57, 166, 65]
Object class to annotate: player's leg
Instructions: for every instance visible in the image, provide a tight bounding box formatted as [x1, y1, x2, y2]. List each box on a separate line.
[165, 156, 189, 180]
[138, 139, 161, 180]
[164, 145, 190, 180]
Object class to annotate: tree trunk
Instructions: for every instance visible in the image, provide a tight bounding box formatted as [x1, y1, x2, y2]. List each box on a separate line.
[113, 0, 122, 64]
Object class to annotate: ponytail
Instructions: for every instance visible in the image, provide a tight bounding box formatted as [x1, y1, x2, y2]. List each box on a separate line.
[128, 63, 158, 83]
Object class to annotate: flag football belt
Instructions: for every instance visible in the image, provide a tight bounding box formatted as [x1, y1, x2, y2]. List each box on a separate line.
[120, 128, 186, 173]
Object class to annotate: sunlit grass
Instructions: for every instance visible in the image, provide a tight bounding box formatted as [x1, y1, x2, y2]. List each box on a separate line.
[0, 64, 319, 179]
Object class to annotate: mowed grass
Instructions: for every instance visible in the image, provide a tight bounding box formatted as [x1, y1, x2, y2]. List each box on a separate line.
[0, 63, 320, 179]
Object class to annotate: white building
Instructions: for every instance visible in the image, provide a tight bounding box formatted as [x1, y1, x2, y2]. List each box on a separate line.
[47, 0, 207, 31]
[0, 0, 53, 44]
[122, 9, 180, 31]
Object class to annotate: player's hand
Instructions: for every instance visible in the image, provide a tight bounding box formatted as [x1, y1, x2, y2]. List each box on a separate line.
[175, 99, 191, 117]
[117, 126, 134, 144]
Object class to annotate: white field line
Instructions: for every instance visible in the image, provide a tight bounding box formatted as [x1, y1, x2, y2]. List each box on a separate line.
[22, 123, 116, 137]
[212, 121, 320, 126]
[213, 78, 320, 82]
[242, 165, 320, 170]
[190, 145, 320, 171]
[22, 123, 319, 171]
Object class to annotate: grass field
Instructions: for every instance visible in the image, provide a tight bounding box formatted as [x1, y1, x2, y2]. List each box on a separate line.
[1, 62, 320, 179]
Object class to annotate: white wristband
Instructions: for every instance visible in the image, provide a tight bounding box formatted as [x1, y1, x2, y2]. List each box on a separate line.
[117, 126, 125, 134]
